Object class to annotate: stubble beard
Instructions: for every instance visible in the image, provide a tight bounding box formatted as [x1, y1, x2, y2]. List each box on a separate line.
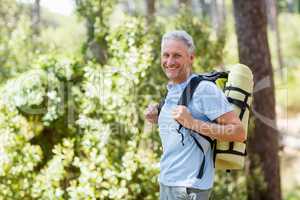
[166, 63, 192, 84]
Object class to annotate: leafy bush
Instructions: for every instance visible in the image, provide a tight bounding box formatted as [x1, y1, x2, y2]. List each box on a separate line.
[0, 10, 229, 200]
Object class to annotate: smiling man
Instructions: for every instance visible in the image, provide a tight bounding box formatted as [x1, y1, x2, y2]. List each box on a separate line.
[145, 30, 245, 200]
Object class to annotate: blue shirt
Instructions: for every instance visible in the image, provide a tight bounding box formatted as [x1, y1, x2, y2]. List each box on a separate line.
[158, 74, 233, 189]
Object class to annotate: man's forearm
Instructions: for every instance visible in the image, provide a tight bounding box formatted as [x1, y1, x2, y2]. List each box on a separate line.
[188, 118, 246, 142]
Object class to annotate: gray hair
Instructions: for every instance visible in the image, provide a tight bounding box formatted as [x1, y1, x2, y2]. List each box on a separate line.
[161, 30, 195, 54]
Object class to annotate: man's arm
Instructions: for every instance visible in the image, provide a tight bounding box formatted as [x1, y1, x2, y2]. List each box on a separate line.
[172, 106, 246, 142]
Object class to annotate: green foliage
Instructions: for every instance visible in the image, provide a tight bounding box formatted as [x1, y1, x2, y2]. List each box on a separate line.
[75, 0, 117, 63]
[0, 101, 42, 199]
[275, 66, 300, 112]
[0, 3, 228, 199]
[270, 13, 300, 112]
[268, 13, 300, 69]
[164, 8, 225, 72]
[69, 17, 161, 199]
[0, 1, 85, 85]
[278, 0, 300, 13]
[210, 171, 247, 200]
[0, 56, 83, 199]
[0, 16, 161, 198]
[39, 11, 86, 57]
[285, 185, 300, 200]
[0, 1, 31, 82]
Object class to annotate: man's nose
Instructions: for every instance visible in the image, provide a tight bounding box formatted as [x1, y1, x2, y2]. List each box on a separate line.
[166, 57, 175, 66]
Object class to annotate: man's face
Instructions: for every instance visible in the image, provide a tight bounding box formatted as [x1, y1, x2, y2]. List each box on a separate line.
[161, 39, 194, 84]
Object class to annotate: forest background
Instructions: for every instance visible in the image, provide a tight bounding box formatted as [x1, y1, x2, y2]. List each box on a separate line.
[0, 0, 300, 199]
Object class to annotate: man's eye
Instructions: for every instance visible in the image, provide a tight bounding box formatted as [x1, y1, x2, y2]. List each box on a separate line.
[174, 54, 181, 58]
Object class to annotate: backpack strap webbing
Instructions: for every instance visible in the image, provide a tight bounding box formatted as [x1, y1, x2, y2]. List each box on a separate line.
[222, 86, 251, 158]
[176, 75, 216, 179]
[224, 86, 251, 121]
[157, 98, 165, 116]
[190, 134, 206, 179]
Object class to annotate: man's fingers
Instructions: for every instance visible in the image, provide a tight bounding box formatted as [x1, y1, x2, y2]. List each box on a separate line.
[144, 104, 159, 124]
[145, 105, 157, 115]
[148, 105, 158, 113]
[172, 110, 179, 119]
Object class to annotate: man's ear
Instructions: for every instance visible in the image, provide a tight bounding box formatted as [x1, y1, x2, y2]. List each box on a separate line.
[190, 53, 195, 62]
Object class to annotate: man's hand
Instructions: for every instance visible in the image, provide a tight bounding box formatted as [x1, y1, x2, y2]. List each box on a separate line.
[145, 104, 159, 124]
[172, 105, 194, 129]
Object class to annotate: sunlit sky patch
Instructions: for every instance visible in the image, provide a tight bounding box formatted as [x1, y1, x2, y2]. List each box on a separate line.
[18, 0, 75, 16]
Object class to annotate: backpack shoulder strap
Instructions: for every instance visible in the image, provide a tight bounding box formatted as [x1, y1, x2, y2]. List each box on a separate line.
[178, 75, 204, 106]
[157, 98, 165, 116]
[177, 75, 214, 145]
[157, 74, 206, 116]
[178, 71, 229, 106]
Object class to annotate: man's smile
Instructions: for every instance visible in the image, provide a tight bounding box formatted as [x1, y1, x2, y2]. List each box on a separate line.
[165, 66, 180, 71]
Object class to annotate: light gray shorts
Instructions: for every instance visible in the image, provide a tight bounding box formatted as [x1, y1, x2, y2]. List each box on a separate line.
[159, 183, 211, 200]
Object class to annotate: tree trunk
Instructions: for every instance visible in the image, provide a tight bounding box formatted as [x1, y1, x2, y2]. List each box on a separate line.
[232, 1, 282, 200]
[265, 0, 284, 79]
[86, 17, 95, 43]
[210, 0, 226, 37]
[31, 0, 41, 36]
[145, 0, 155, 23]
[265, 0, 276, 30]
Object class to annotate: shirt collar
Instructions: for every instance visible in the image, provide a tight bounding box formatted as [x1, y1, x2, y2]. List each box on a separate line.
[166, 73, 197, 91]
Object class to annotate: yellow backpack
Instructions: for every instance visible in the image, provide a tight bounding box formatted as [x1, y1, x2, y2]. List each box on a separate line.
[214, 64, 253, 170]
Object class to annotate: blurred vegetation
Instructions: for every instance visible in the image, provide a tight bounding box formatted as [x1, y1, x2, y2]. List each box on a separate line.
[0, 0, 299, 199]
[270, 13, 300, 114]
[0, 0, 85, 84]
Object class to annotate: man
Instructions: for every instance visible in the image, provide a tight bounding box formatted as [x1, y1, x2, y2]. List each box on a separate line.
[145, 30, 246, 200]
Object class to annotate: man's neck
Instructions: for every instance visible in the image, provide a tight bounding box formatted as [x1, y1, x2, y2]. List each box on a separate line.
[169, 72, 192, 85]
